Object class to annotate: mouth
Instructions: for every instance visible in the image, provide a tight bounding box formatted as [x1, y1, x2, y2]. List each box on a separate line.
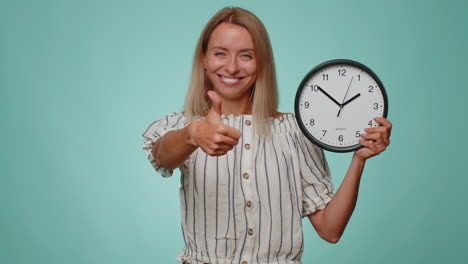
[218, 75, 244, 86]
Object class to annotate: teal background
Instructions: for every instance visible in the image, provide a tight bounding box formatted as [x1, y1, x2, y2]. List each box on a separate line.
[2, 0, 467, 263]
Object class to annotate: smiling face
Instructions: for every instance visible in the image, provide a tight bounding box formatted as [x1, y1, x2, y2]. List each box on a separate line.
[204, 22, 257, 104]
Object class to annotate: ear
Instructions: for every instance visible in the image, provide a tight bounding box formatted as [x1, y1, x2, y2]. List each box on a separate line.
[202, 53, 207, 69]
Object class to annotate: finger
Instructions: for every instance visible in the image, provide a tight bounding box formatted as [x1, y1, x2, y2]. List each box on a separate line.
[364, 126, 386, 133]
[374, 117, 392, 137]
[374, 117, 392, 128]
[207, 90, 222, 117]
[212, 150, 229, 156]
[213, 133, 238, 146]
[217, 143, 234, 152]
[202, 144, 232, 156]
[220, 135, 239, 146]
[219, 125, 241, 140]
[359, 139, 378, 153]
[365, 126, 390, 145]
[207, 150, 228, 156]
[360, 133, 382, 144]
[210, 144, 233, 156]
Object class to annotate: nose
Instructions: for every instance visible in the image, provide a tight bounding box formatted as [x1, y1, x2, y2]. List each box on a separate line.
[226, 57, 239, 75]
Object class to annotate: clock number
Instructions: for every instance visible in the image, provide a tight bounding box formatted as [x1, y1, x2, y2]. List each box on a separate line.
[373, 103, 379, 110]
[368, 120, 373, 126]
[369, 85, 374, 92]
[310, 119, 315, 126]
[322, 74, 328, 81]
[357, 74, 361, 81]
[304, 102, 309, 108]
[338, 135, 343, 142]
[322, 130, 327, 137]
[311, 85, 319, 92]
[355, 131, 361, 137]
[338, 69, 346, 76]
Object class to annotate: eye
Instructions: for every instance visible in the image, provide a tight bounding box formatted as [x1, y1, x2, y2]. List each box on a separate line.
[214, 52, 225, 56]
[241, 53, 253, 59]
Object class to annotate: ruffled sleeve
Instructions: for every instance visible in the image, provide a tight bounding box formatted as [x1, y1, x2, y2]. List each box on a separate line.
[297, 132, 335, 217]
[142, 112, 189, 177]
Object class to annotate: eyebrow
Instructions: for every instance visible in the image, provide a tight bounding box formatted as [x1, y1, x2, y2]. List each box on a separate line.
[211, 46, 255, 52]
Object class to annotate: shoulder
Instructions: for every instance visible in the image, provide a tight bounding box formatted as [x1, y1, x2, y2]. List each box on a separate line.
[154, 112, 187, 127]
[142, 112, 188, 139]
[266, 112, 300, 134]
[274, 111, 293, 119]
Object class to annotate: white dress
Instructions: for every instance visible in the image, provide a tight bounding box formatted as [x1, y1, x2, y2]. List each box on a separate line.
[143, 112, 334, 264]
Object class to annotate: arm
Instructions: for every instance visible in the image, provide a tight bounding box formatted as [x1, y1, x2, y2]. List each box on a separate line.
[152, 91, 240, 170]
[308, 117, 392, 243]
[308, 154, 365, 243]
[152, 124, 198, 170]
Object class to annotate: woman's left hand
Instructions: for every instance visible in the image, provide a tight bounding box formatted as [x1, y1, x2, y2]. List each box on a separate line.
[355, 117, 392, 160]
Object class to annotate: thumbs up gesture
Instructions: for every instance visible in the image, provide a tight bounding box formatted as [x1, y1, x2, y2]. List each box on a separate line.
[189, 91, 241, 156]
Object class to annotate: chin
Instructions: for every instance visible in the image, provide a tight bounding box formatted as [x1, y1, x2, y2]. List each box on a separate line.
[215, 86, 252, 100]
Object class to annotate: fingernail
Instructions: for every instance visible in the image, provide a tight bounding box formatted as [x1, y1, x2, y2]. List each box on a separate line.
[364, 128, 370, 132]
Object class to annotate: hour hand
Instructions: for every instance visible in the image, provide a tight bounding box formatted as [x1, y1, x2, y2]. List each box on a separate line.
[317, 86, 341, 107]
[342, 93, 361, 107]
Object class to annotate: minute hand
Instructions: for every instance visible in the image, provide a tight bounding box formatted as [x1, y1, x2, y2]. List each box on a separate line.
[317, 86, 341, 107]
[342, 93, 361, 107]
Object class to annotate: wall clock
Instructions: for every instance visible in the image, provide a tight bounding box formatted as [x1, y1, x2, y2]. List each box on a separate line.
[295, 59, 388, 152]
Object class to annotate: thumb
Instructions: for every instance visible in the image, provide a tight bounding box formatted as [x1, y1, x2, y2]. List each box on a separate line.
[207, 90, 222, 117]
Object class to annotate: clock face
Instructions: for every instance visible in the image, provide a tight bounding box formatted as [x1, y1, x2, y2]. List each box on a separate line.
[295, 59, 388, 152]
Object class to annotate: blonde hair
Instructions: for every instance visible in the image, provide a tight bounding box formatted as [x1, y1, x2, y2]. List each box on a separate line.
[183, 7, 278, 130]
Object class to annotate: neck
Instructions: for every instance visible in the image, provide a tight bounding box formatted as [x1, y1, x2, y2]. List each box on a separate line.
[221, 95, 252, 116]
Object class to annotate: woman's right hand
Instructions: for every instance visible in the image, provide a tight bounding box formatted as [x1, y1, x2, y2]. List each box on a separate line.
[189, 91, 241, 156]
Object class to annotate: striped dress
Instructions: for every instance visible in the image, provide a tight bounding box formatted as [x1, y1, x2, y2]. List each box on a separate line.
[142, 112, 334, 264]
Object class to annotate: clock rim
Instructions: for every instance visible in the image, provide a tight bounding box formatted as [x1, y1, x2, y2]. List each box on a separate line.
[294, 59, 389, 153]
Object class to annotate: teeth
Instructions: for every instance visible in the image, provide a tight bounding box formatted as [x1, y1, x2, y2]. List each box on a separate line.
[222, 77, 240, 83]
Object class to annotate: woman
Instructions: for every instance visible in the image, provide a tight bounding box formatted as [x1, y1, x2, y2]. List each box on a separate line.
[143, 7, 391, 264]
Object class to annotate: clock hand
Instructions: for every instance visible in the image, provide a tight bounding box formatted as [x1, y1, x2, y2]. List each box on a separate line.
[341, 76, 354, 104]
[337, 76, 354, 117]
[337, 106, 342, 117]
[317, 86, 341, 107]
[342, 93, 361, 107]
